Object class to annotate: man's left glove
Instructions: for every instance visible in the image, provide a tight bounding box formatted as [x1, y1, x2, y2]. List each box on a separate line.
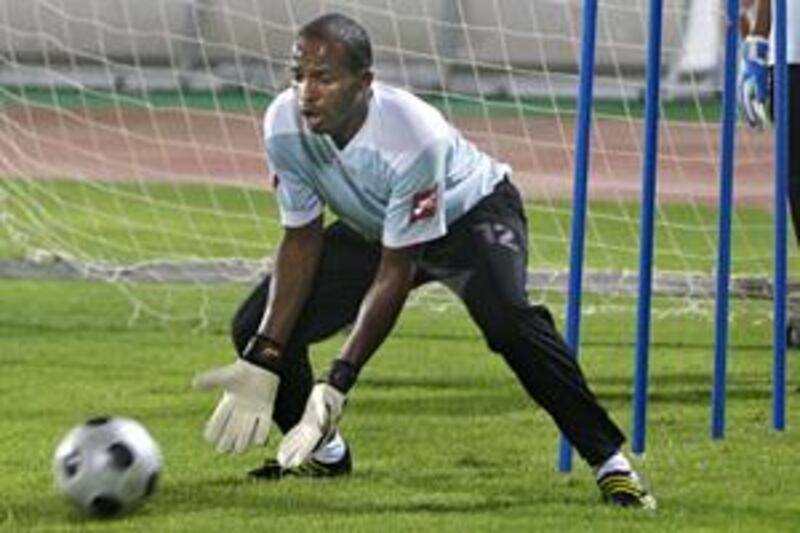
[738, 35, 770, 129]
[277, 382, 347, 468]
[193, 359, 279, 454]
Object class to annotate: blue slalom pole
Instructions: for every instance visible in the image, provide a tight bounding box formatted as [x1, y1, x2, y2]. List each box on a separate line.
[558, 0, 598, 473]
[632, 0, 665, 456]
[711, 0, 740, 440]
[773, 0, 788, 431]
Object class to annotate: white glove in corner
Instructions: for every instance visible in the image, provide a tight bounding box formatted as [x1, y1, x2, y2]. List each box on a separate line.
[193, 359, 279, 454]
[277, 383, 346, 468]
[738, 35, 770, 129]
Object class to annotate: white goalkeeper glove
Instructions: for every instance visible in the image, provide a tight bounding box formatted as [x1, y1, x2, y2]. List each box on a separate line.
[277, 382, 347, 468]
[738, 35, 770, 129]
[193, 359, 279, 454]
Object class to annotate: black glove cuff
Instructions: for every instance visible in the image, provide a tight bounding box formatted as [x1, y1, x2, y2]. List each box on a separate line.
[242, 333, 283, 374]
[324, 359, 360, 394]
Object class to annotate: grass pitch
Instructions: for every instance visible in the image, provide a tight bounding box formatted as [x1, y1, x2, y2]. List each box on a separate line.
[1, 178, 798, 531]
[0, 178, 790, 275]
[0, 279, 798, 532]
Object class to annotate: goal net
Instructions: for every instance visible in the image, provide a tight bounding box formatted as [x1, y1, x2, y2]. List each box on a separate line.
[0, 0, 785, 329]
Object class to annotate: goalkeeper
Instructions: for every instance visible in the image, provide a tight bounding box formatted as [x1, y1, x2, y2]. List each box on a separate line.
[193, 12, 655, 509]
[738, 0, 800, 335]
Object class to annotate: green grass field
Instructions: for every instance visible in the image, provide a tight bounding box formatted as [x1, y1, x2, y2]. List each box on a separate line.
[1, 178, 791, 275]
[0, 279, 798, 532]
[1, 174, 798, 531]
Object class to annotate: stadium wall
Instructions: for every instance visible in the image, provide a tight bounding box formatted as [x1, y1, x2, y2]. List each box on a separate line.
[0, 0, 698, 78]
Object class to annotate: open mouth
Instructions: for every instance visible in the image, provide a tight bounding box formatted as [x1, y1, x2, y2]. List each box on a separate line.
[301, 109, 324, 130]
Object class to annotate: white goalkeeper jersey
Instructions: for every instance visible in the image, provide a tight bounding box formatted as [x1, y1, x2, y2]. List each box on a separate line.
[769, 0, 800, 64]
[263, 82, 509, 248]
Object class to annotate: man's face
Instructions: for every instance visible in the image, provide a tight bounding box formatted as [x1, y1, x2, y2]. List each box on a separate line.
[290, 37, 371, 136]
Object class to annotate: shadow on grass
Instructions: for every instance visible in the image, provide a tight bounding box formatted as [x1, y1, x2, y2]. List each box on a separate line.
[595, 386, 774, 406]
[584, 339, 774, 352]
[356, 372, 784, 416]
[390, 328, 776, 353]
[1, 475, 552, 530]
[8, 472, 794, 531]
[151, 472, 572, 518]
[346, 386, 778, 421]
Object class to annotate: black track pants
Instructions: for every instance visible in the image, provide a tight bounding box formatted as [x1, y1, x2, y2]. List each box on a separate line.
[232, 180, 625, 466]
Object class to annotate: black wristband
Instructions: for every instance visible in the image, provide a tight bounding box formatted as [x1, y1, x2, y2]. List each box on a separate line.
[324, 359, 360, 394]
[242, 333, 283, 374]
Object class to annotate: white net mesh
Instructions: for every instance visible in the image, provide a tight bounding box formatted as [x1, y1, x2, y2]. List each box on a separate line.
[0, 0, 788, 327]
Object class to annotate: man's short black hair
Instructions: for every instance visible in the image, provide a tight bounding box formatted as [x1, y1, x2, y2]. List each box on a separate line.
[298, 13, 373, 72]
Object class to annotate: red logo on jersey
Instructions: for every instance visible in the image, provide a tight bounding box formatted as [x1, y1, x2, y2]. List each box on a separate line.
[409, 187, 438, 223]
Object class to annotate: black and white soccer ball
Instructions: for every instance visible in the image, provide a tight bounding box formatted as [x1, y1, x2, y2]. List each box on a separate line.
[53, 416, 162, 518]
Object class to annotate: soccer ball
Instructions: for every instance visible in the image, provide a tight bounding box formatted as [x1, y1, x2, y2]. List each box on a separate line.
[53, 416, 162, 518]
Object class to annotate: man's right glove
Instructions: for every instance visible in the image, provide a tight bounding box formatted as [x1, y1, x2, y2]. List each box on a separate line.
[276, 358, 357, 468]
[277, 382, 347, 468]
[192, 359, 279, 454]
[738, 35, 770, 129]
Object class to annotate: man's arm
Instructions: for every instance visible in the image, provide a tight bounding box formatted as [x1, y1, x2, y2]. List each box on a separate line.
[750, 0, 771, 37]
[276, 244, 417, 468]
[250, 215, 325, 363]
[338, 245, 417, 371]
[738, 0, 772, 128]
[191, 215, 323, 454]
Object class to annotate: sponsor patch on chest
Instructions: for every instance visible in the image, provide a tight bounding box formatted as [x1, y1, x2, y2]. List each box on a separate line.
[409, 187, 438, 223]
